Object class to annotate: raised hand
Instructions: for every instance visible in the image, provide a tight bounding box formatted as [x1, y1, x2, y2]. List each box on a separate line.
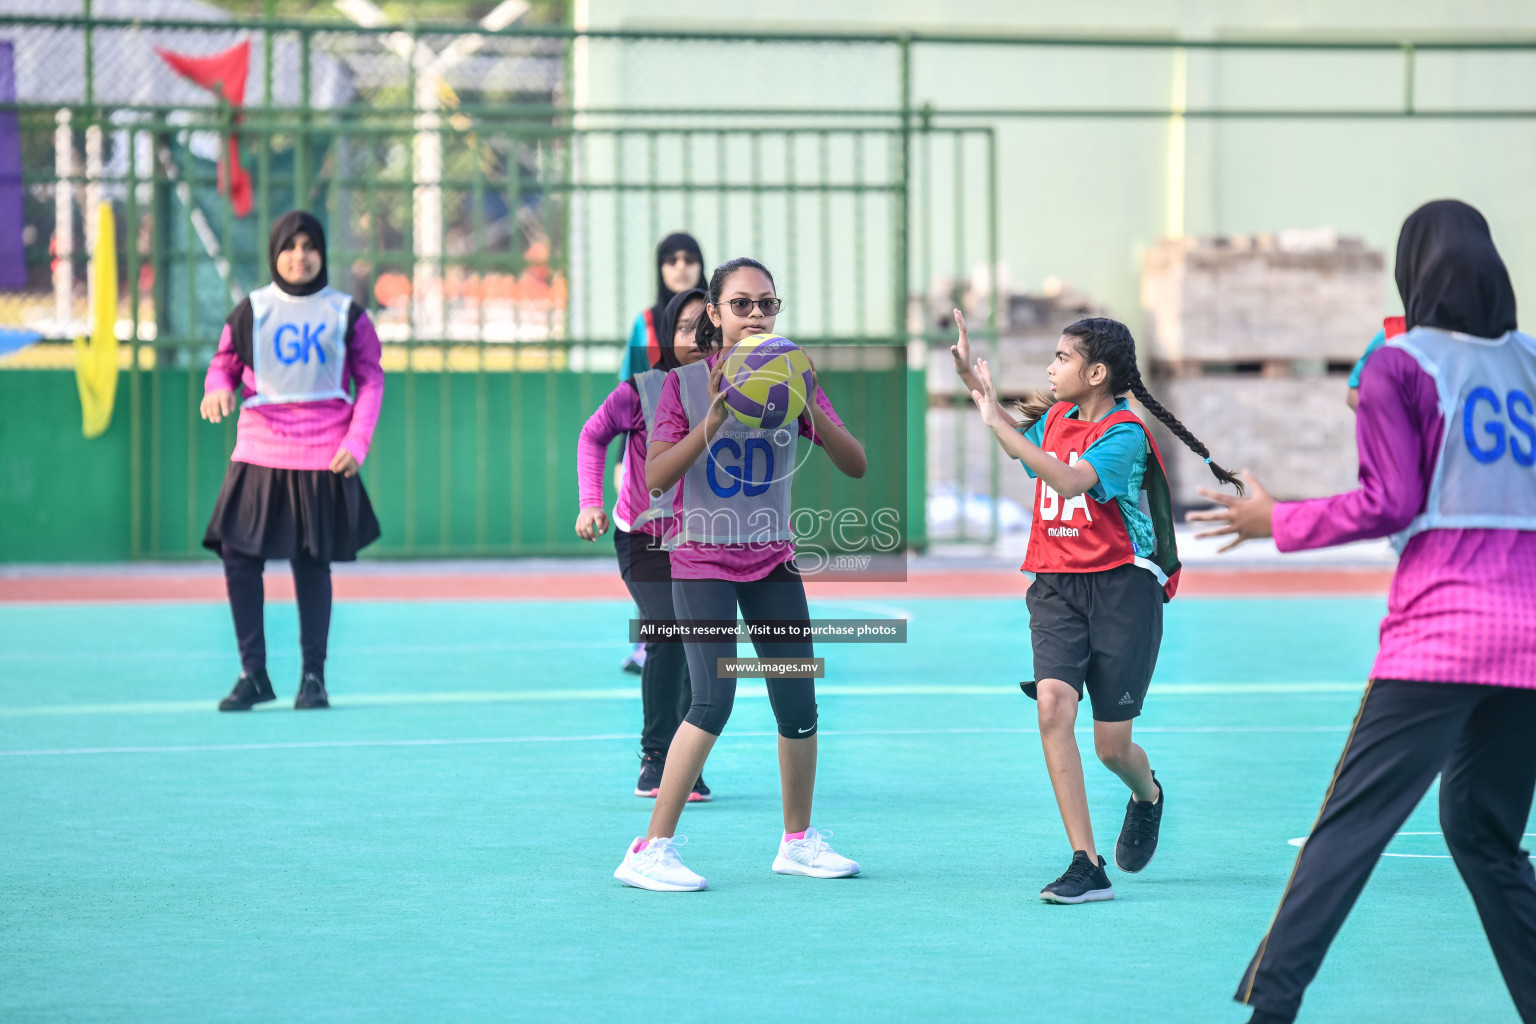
[950, 308, 973, 378]
[968, 358, 1003, 428]
[1186, 471, 1277, 552]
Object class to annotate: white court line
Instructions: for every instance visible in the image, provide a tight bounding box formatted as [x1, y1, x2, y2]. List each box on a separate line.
[0, 681, 1364, 717]
[0, 640, 617, 663]
[0, 599, 912, 662]
[1288, 832, 1536, 859]
[0, 724, 1350, 758]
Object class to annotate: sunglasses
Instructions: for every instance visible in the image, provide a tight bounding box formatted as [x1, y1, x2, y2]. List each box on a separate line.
[717, 297, 784, 316]
[662, 252, 700, 266]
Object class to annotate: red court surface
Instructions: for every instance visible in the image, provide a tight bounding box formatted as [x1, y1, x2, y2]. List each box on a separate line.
[0, 566, 1393, 603]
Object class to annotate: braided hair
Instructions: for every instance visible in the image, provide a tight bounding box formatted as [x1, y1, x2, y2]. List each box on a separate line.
[695, 256, 776, 354]
[1057, 317, 1244, 493]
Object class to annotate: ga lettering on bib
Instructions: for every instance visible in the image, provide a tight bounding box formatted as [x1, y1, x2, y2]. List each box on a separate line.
[1022, 402, 1182, 601]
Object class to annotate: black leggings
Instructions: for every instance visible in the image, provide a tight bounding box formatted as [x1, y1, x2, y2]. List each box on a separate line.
[614, 528, 691, 753]
[1237, 680, 1536, 1022]
[671, 561, 818, 739]
[222, 549, 333, 677]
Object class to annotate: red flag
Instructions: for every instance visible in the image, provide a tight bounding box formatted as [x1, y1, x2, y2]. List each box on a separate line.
[156, 41, 253, 217]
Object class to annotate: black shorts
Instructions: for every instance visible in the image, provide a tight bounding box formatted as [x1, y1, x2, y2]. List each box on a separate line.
[1023, 564, 1163, 722]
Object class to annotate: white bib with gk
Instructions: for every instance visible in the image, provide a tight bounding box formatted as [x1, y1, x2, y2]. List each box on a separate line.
[245, 284, 353, 407]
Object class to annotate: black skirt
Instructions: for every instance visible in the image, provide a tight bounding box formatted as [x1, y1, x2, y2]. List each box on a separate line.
[203, 461, 381, 563]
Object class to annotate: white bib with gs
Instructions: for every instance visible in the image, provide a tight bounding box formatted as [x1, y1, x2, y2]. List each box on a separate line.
[1387, 325, 1536, 550]
[245, 283, 353, 407]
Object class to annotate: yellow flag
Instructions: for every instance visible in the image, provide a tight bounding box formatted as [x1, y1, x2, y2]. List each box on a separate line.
[74, 202, 118, 438]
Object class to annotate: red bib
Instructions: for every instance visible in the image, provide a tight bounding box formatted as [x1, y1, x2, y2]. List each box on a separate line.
[1023, 402, 1179, 600]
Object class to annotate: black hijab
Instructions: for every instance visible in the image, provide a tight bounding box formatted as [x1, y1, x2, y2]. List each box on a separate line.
[226, 210, 352, 367]
[654, 287, 706, 372]
[269, 210, 329, 297]
[1395, 199, 1517, 339]
[649, 232, 704, 334]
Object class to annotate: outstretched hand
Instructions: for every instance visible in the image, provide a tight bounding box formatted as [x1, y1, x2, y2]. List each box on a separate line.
[1185, 471, 1277, 552]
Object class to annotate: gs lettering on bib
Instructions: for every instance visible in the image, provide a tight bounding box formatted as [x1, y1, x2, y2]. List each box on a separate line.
[1387, 326, 1536, 550]
[244, 284, 353, 407]
[669, 358, 796, 547]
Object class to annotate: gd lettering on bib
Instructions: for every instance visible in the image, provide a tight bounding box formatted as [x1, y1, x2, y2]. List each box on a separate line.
[670, 358, 796, 547]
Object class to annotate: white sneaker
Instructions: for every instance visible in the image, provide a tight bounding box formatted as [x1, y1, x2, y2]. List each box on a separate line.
[614, 835, 707, 892]
[772, 826, 861, 878]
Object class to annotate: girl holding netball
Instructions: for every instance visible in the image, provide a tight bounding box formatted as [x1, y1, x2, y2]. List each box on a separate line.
[613, 257, 868, 892]
[576, 286, 711, 802]
[955, 310, 1239, 903]
[201, 211, 384, 712]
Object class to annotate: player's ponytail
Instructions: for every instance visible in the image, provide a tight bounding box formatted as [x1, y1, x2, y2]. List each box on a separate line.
[1010, 389, 1055, 430]
[697, 256, 776, 355]
[1062, 317, 1244, 494]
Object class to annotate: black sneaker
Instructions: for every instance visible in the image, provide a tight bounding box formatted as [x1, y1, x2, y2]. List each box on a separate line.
[621, 644, 645, 676]
[1115, 772, 1164, 873]
[688, 774, 712, 803]
[635, 750, 664, 797]
[218, 670, 275, 712]
[1040, 851, 1115, 904]
[294, 671, 330, 710]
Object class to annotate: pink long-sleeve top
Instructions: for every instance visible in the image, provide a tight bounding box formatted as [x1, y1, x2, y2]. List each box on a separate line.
[652, 351, 844, 582]
[1272, 344, 1536, 689]
[577, 381, 667, 536]
[203, 309, 385, 470]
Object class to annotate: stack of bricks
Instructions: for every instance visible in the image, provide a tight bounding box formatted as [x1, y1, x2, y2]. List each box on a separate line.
[1139, 230, 1386, 508]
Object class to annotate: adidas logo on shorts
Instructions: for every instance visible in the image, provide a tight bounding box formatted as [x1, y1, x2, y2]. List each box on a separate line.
[1118, 692, 1134, 706]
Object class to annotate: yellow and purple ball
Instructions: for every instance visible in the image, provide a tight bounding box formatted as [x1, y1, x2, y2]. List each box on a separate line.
[722, 334, 814, 430]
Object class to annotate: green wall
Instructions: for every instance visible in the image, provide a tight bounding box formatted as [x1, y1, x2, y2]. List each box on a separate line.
[0, 365, 920, 563]
[1, 370, 134, 562]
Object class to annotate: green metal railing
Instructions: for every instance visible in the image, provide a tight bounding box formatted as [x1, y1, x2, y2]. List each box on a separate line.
[10, 107, 961, 558]
[10, 12, 1536, 561]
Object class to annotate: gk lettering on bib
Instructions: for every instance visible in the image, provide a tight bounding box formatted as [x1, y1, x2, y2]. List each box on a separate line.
[1386, 326, 1536, 549]
[244, 283, 353, 407]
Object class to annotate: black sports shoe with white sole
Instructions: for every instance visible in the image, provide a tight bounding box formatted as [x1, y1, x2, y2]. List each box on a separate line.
[635, 750, 665, 797]
[688, 775, 711, 802]
[218, 669, 275, 711]
[1040, 851, 1115, 904]
[1115, 772, 1164, 873]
